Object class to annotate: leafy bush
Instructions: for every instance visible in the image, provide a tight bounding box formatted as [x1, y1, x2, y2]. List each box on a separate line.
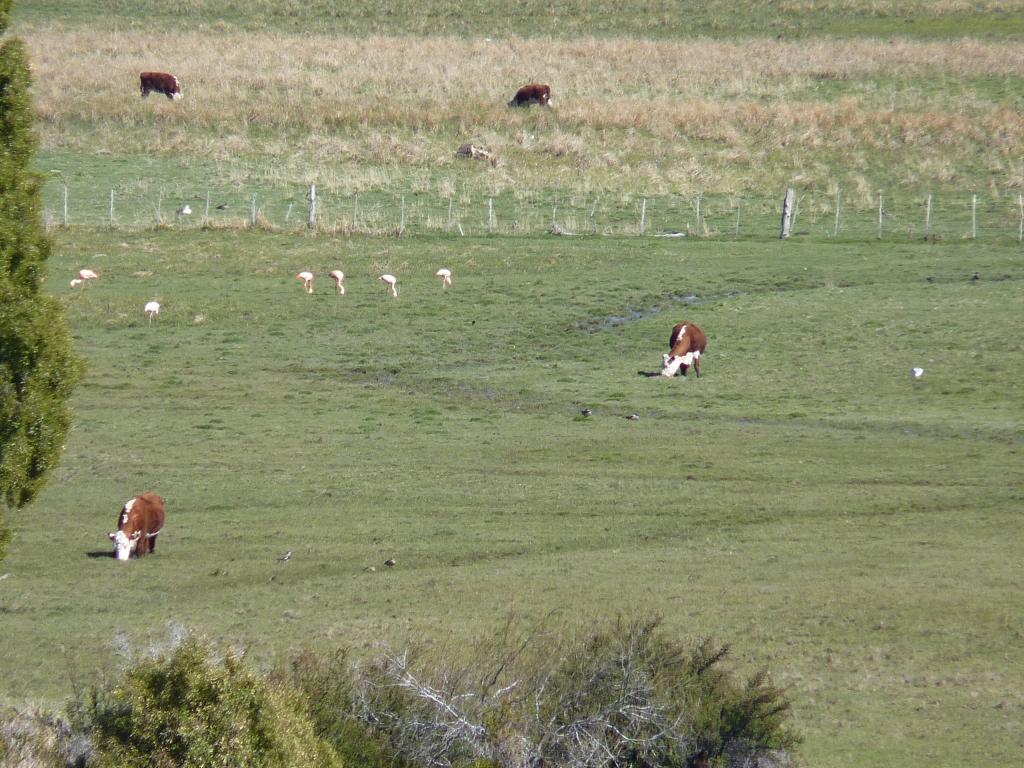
[60, 620, 796, 768]
[75, 635, 341, 768]
[277, 649, 401, 768]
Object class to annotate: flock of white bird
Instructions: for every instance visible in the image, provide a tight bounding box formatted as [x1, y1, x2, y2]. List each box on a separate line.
[71, 268, 162, 322]
[296, 268, 452, 298]
[68, 265, 453, 324]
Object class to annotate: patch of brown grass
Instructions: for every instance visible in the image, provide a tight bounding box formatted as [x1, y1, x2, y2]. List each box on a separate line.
[19, 28, 1024, 195]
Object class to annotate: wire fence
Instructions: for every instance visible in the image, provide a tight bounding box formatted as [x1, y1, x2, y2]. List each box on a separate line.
[42, 181, 1024, 243]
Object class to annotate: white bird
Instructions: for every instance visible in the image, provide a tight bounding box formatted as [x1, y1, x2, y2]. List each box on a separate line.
[78, 268, 99, 281]
[912, 367, 925, 380]
[296, 271, 314, 294]
[277, 550, 292, 562]
[380, 274, 398, 297]
[328, 270, 346, 295]
[435, 268, 452, 288]
[176, 205, 192, 215]
[144, 300, 161, 323]
[69, 278, 84, 288]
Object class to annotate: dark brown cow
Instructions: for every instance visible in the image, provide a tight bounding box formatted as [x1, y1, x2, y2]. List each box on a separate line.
[508, 83, 552, 107]
[660, 322, 707, 378]
[140, 72, 182, 100]
[108, 493, 165, 560]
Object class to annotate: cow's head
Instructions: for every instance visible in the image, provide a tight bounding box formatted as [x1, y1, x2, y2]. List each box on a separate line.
[109, 529, 142, 560]
[661, 352, 695, 377]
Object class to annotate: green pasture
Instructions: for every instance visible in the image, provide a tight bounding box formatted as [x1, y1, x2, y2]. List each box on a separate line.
[4, 0, 1024, 764]
[13, 0, 1024, 39]
[1, 228, 1022, 767]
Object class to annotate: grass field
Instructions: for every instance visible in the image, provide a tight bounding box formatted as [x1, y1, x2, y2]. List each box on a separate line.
[16, 23, 1024, 202]
[13, 0, 1024, 40]
[2, 229, 1022, 767]
[3, 1, 1024, 766]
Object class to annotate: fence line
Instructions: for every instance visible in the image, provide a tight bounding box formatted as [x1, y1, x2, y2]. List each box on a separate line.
[41, 182, 1024, 243]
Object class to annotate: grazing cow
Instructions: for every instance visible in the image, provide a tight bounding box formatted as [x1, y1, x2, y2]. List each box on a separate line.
[660, 322, 707, 378]
[140, 71, 182, 100]
[109, 493, 165, 561]
[508, 83, 552, 107]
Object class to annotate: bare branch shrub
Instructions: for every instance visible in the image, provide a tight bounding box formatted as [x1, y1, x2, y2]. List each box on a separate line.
[332, 617, 799, 768]
[0, 707, 93, 768]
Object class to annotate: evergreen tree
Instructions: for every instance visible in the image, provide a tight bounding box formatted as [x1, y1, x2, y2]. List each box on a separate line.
[0, 0, 83, 559]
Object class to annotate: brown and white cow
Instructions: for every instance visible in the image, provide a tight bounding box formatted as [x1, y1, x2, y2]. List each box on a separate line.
[140, 72, 182, 100]
[109, 493, 165, 560]
[508, 83, 552, 107]
[660, 322, 707, 378]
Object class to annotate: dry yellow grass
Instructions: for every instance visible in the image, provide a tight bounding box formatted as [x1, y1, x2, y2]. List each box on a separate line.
[20, 28, 1024, 195]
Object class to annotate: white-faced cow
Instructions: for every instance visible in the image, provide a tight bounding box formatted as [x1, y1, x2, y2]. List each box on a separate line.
[660, 322, 707, 378]
[140, 72, 182, 100]
[109, 493, 165, 561]
[508, 83, 552, 107]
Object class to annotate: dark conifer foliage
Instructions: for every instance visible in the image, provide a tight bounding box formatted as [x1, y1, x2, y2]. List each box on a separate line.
[0, 0, 83, 554]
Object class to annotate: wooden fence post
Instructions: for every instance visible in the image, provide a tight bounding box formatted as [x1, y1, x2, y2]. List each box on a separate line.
[971, 194, 977, 239]
[925, 193, 933, 237]
[447, 198, 454, 231]
[833, 187, 840, 238]
[109, 189, 114, 228]
[63, 183, 68, 226]
[204, 191, 210, 226]
[780, 188, 795, 239]
[488, 197, 494, 233]
[1019, 194, 1023, 242]
[307, 184, 317, 230]
[877, 193, 883, 239]
[640, 198, 647, 235]
[400, 194, 406, 232]
[251, 194, 257, 228]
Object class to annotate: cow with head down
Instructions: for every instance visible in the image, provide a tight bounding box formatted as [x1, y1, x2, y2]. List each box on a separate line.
[508, 83, 552, 107]
[140, 71, 182, 100]
[661, 322, 707, 378]
[109, 493, 165, 561]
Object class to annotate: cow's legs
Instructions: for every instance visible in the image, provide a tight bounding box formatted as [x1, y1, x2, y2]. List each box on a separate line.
[150, 534, 158, 553]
